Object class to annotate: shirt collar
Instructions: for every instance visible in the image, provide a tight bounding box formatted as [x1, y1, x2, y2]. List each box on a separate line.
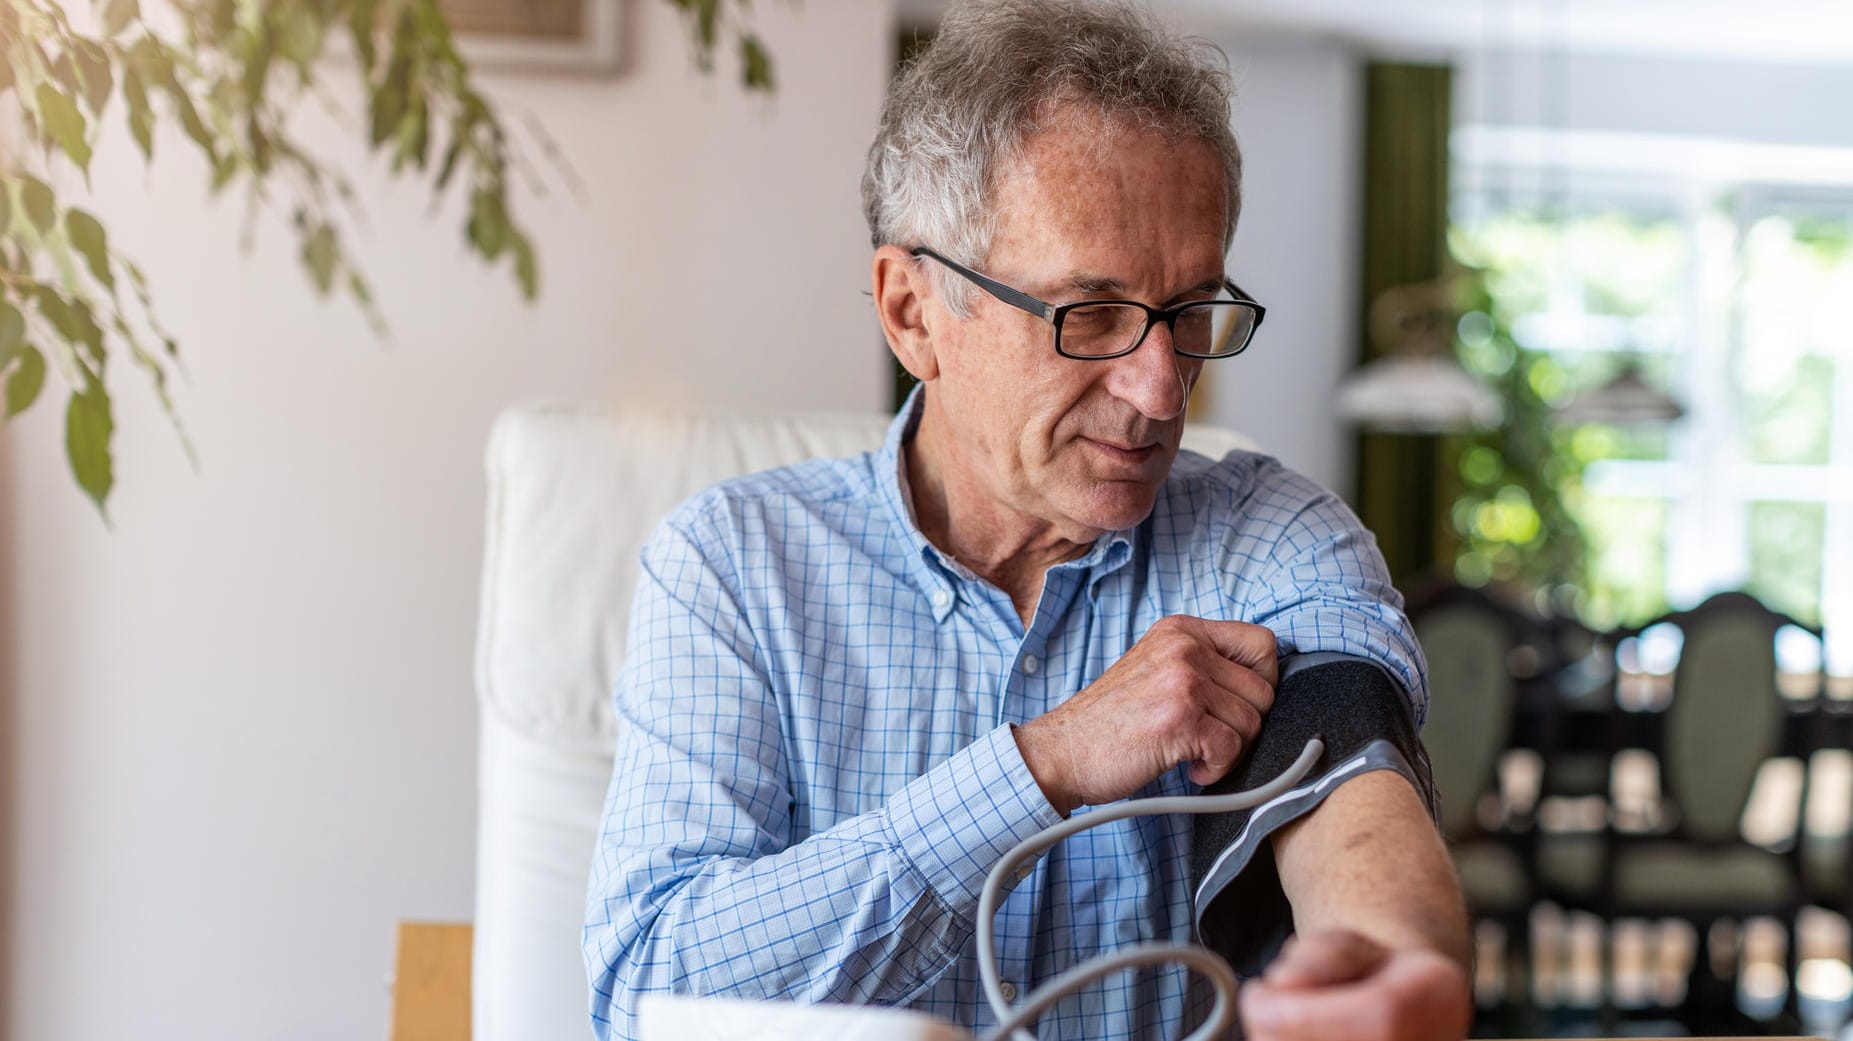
[876, 386, 1138, 619]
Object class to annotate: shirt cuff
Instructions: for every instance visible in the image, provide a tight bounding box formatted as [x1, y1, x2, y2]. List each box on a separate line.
[884, 724, 1064, 912]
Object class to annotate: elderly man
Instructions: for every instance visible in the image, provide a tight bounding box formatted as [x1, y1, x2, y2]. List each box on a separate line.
[586, 2, 1472, 1039]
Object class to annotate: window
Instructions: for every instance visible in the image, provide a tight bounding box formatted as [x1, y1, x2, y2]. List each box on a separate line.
[1451, 131, 1853, 680]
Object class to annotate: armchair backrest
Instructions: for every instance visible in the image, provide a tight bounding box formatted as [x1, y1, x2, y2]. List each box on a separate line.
[1414, 604, 1518, 838]
[1658, 592, 1790, 842]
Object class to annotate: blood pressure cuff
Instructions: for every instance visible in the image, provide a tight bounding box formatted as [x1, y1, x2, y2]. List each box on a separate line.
[1190, 652, 1438, 976]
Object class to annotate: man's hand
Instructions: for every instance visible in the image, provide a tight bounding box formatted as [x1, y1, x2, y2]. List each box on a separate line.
[1012, 615, 1277, 815]
[1239, 929, 1472, 1041]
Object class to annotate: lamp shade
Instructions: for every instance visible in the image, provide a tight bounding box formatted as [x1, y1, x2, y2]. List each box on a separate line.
[1555, 364, 1685, 426]
[1335, 356, 1505, 433]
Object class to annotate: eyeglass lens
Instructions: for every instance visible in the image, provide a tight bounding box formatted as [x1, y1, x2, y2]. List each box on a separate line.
[1058, 302, 1257, 358]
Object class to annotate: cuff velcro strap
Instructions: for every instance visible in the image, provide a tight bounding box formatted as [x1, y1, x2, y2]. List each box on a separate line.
[1189, 653, 1436, 975]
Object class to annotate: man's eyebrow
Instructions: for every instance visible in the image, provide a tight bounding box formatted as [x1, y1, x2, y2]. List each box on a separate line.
[1060, 273, 1227, 300]
[1063, 272, 1126, 294]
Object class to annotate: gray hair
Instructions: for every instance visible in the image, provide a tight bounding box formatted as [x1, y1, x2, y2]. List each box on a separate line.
[862, 0, 1242, 314]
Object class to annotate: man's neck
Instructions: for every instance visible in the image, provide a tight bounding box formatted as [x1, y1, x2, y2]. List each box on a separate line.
[902, 409, 1097, 623]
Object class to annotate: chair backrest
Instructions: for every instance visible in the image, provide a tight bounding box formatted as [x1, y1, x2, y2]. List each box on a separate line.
[1410, 588, 1519, 838]
[1660, 592, 1788, 842]
[470, 402, 1257, 1041]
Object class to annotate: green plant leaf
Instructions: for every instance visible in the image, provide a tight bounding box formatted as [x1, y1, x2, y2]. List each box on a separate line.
[122, 67, 155, 159]
[394, 96, 430, 171]
[5, 345, 46, 419]
[510, 231, 538, 300]
[131, 38, 217, 162]
[740, 34, 773, 91]
[695, 0, 719, 52]
[49, 53, 82, 96]
[75, 40, 114, 114]
[434, 135, 465, 191]
[242, 24, 275, 106]
[169, 87, 218, 161]
[280, 3, 323, 69]
[103, 0, 141, 37]
[370, 55, 411, 147]
[36, 83, 93, 171]
[33, 286, 105, 367]
[467, 189, 508, 259]
[303, 224, 337, 293]
[32, 288, 75, 339]
[66, 377, 115, 511]
[0, 303, 24, 368]
[348, 0, 379, 71]
[66, 209, 115, 289]
[20, 176, 57, 234]
[210, 152, 240, 192]
[70, 302, 106, 367]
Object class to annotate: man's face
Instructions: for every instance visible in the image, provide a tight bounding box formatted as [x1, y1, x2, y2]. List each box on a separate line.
[922, 113, 1229, 543]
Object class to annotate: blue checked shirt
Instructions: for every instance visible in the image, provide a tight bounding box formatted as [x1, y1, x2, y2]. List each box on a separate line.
[586, 394, 1426, 1040]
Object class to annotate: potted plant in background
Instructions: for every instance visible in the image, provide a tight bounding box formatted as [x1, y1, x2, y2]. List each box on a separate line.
[0, 0, 775, 514]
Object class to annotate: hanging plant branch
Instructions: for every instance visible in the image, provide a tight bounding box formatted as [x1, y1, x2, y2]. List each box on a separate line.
[0, 0, 777, 518]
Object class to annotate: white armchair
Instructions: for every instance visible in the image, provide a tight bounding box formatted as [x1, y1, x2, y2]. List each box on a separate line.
[470, 402, 1256, 1041]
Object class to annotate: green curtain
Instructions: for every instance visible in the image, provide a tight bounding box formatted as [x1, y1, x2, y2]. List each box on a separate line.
[1354, 63, 1457, 585]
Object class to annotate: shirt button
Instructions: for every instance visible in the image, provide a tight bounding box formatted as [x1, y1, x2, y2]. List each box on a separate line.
[931, 588, 951, 608]
[1023, 655, 1039, 675]
[1014, 859, 1035, 882]
[1000, 982, 1019, 1002]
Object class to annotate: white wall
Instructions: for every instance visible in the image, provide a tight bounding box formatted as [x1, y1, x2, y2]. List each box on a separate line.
[1457, 48, 1853, 150]
[0, 3, 893, 1039]
[1208, 35, 1365, 494]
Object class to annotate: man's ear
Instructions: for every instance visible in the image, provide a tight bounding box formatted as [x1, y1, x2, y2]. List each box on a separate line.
[872, 245, 939, 382]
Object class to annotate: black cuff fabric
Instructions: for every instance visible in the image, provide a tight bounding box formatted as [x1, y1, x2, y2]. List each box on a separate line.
[1190, 653, 1437, 976]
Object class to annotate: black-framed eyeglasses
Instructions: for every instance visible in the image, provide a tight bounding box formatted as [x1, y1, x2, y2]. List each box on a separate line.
[911, 246, 1265, 360]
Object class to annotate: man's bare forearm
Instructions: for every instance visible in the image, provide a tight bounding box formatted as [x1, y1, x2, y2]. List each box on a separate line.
[1270, 769, 1471, 968]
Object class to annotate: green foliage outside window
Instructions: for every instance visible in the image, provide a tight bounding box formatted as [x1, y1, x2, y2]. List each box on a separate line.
[1447, 207, 1687, 626]
[1443, 257, 1589, 607]
[1451, 194, 1851, 632]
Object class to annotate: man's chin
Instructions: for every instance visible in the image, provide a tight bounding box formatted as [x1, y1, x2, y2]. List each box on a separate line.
[1066, 483, 1162, 533]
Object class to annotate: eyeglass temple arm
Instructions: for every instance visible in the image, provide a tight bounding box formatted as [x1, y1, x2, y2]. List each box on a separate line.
[910, 246, 1056, 321]
[1227, 281, 1266, 327]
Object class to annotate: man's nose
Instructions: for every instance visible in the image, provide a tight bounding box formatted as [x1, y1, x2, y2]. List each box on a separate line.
[1103, 321, 1191, 422]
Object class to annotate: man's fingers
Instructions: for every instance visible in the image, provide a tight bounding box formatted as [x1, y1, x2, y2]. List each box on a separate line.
[1240, 946, 1472, 1041]
[1195, 647, 1277, 718]
[1262, 929, 1389, 989]
[1186, 617, 1279, 686]
[1241, 979, 1393, 1041]
[1184, 713, 1247, 786]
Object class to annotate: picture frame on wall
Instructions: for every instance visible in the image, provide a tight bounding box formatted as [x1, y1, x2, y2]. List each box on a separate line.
[439, 0, 623, 75]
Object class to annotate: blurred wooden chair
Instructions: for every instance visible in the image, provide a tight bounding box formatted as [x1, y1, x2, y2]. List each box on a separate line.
[1407, 580, 1544, 1027]
[392, 921, 473, 1041]
[1596, 592, 1810, 1031]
